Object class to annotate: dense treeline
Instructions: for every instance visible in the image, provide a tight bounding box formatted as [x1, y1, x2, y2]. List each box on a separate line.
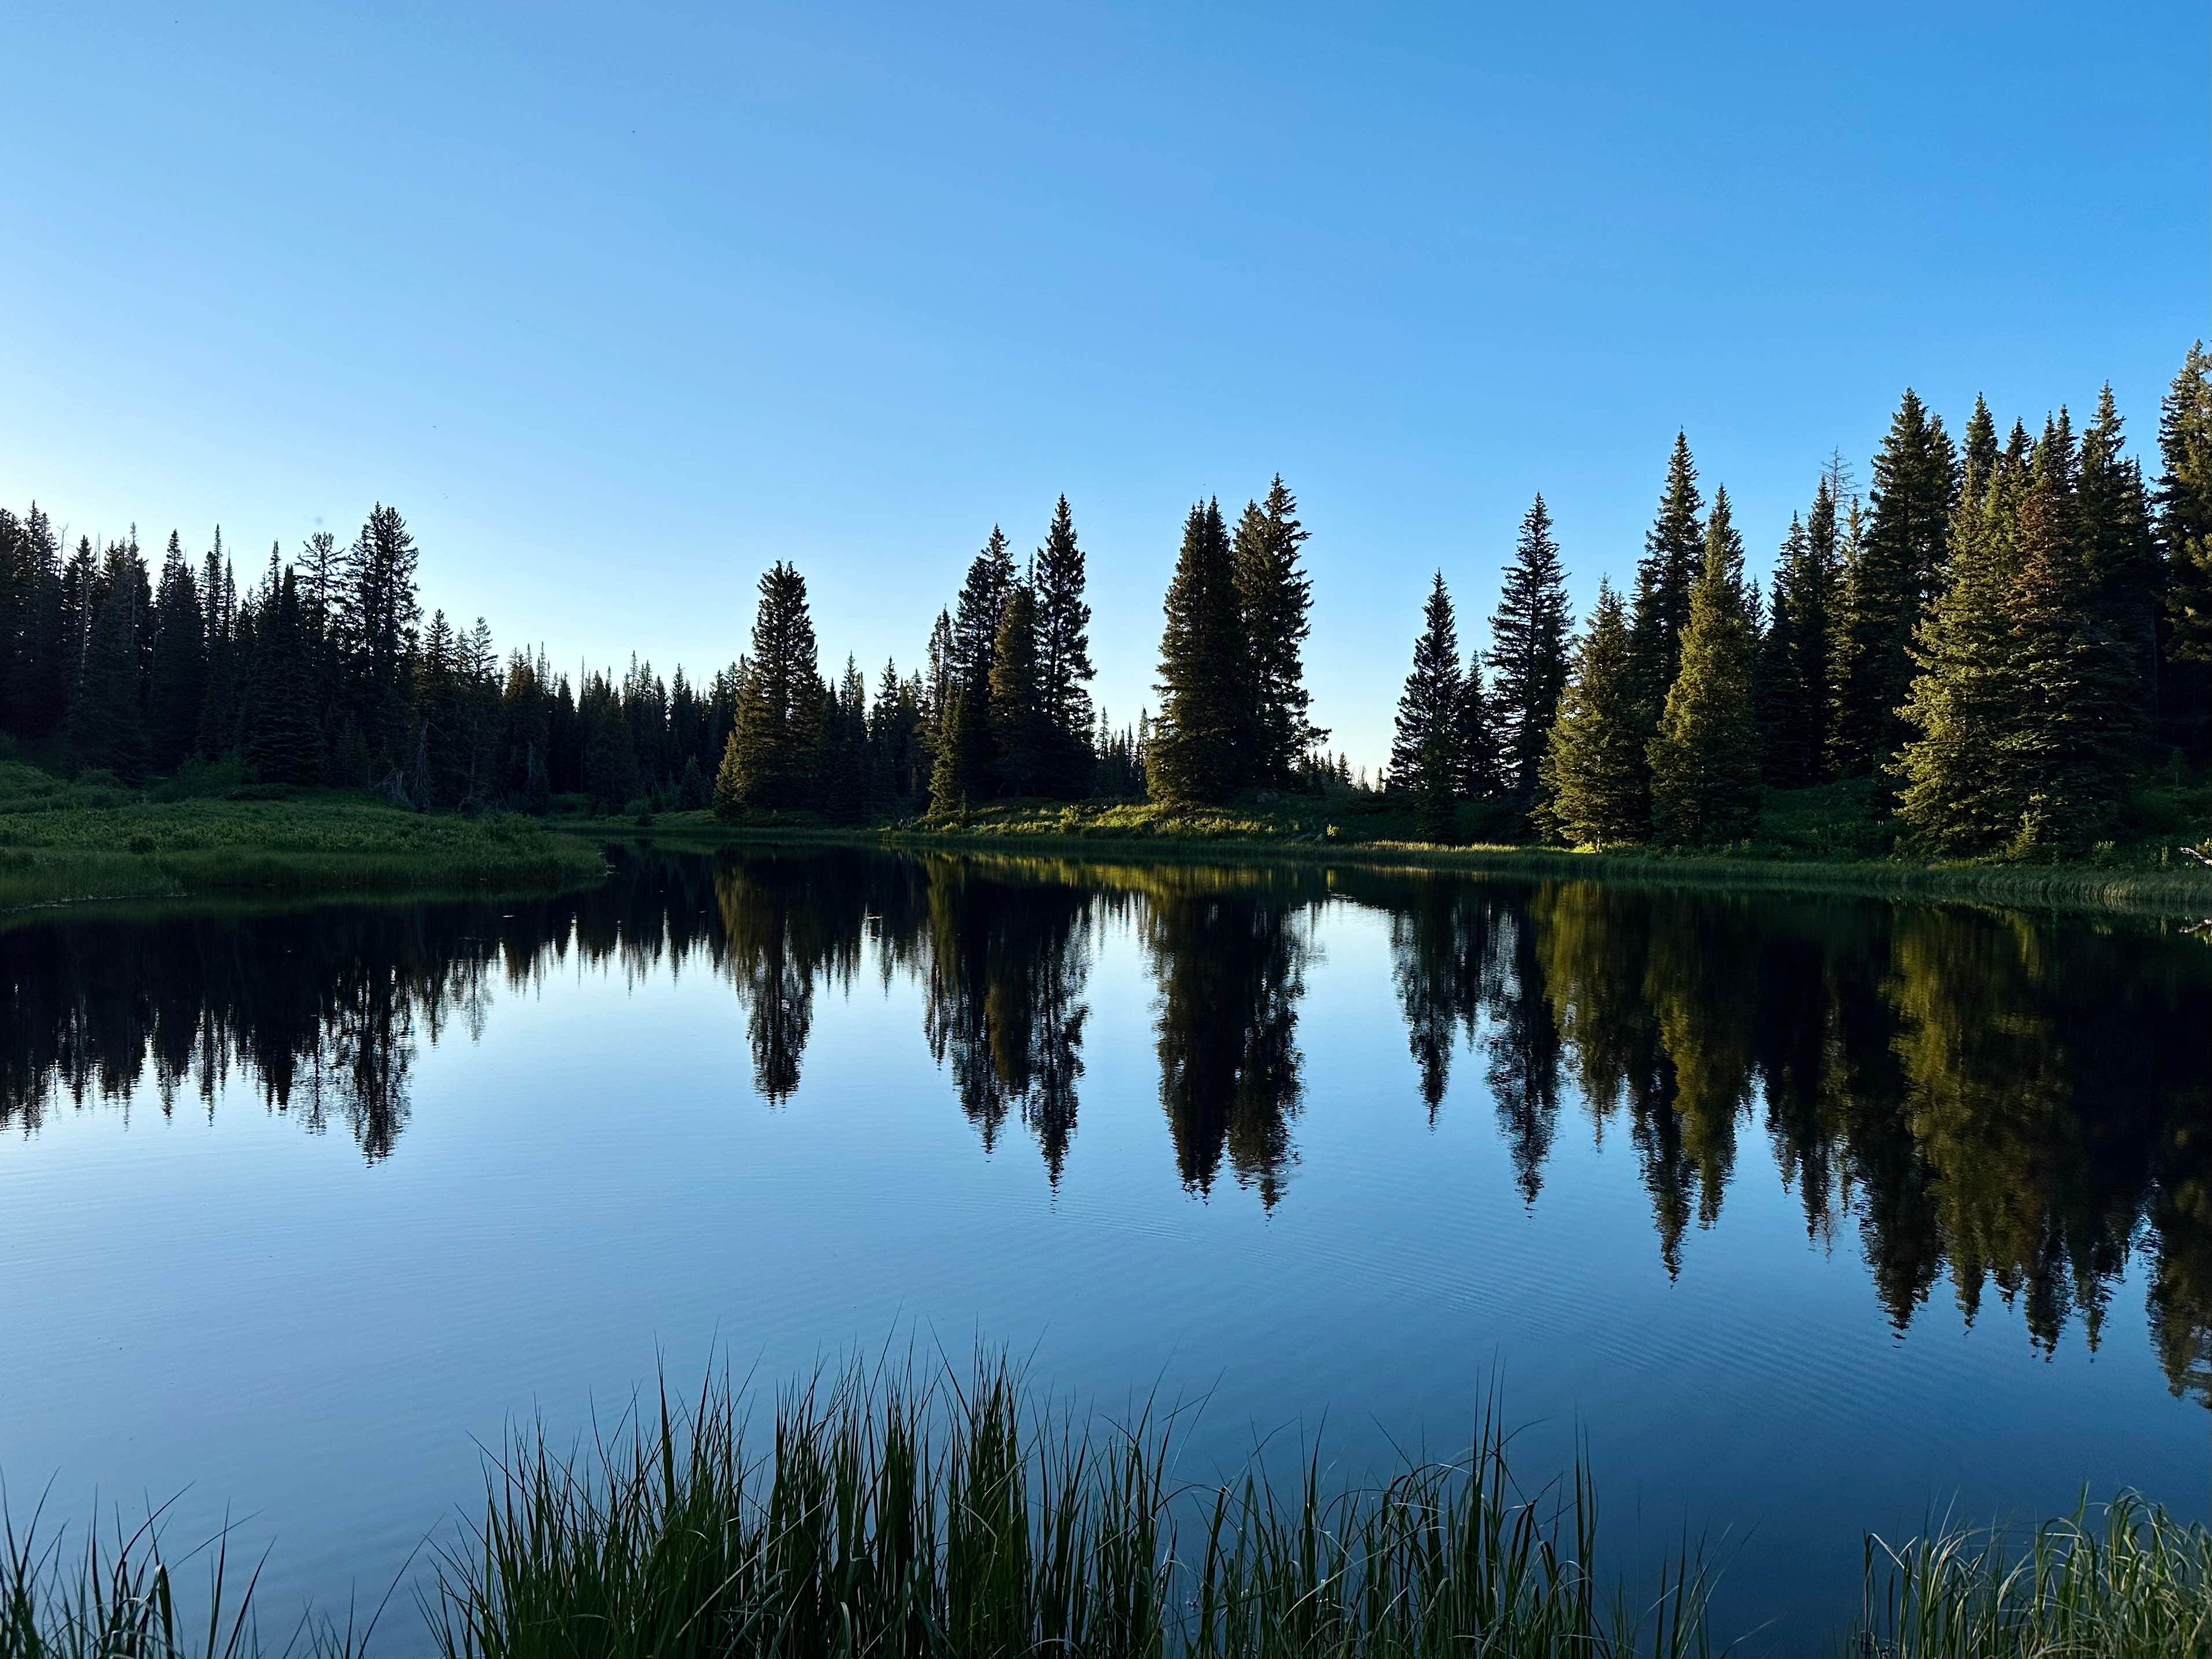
[1520, 349, 2211, 853]
[8, 847, 2207, 1403]
[4, 347, 2207, 846]
[0, 505, 750, 812]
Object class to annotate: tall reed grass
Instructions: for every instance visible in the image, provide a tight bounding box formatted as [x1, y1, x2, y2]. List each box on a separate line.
[5, 1356, 2207, 1657]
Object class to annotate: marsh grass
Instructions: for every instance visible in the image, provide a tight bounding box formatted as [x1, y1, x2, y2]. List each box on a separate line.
[0, 1490, 380, 1659]
[1861, 1493, 2212, 1658]
[432, 1356, 1714, 1659]
[7, 1361, 2209, 1657]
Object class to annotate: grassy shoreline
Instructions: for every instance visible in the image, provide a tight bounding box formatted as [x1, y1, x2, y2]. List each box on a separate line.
[5, 1354, 2204, 1658]
[0, 762, 605, 913]
[570, 802, 2212, 921]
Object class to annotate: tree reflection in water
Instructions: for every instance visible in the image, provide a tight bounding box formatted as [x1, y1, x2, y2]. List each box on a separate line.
[2, 846, 2207, 1403]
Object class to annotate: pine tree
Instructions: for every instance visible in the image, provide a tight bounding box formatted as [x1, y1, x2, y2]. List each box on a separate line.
[1835, 390, 1958, 777]
[949, 528, 1017, 793]
[987, 582, 1047, 796]
[718, 561, 822, 812]
[1648, 487, 1763, 845]
[2075, 384, 2161, 725]
[1454, 653, 1501, 803]
[146, 531, 206, 772]
[1148, 500, 1248, 805]
[929, 683, 973, 815]
[340, 504, 422, 769]
[1541, 580, 1647, 848]
[1630, 433, 1704, 713]
[68, 547, 149, 782]
[1486, 494, 1573, 806]
[1232, 476, 1322, 784]
[1032, 497, 1096, 797]
[1998, 417, 2140, 847]
[2158, 343, 2212, 752]
[1898, 434, 2027, 851]
[245, 569, 322, 787]
[1390, 572, 1465, 842]
[1754, 519, 1810, 786]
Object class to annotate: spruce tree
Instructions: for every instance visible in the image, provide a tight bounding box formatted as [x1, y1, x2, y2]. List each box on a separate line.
[245, 569, 322, 787]
[1755, 518, 1811, 787]
[929, 683, 973, 815]
[2158, 343, 2212, 751]
[1486, 494, 1573, 806]
[1390, 572, 1465, 842]
[1998, 417, 2140, 847]
[1835, 390, 1958, 777]
[341, 504, 421, 768]
[146, 531, 207, 772]
[1897, 435, 2026, 850]
[1630, 433, 1704, 713]
[949, 528, 1017, 793]
[987, 582, 1047, 797]
[1231, 476, 1322, 784]
[68, 552, 148, 782]
[1648, 487, 1763, 845]
[718, 561, 822, 810]
[1455, 654, 1502, 804]
[1032, 497, 1096, 797]
[1148, 500, 1248, 805]
[1541, 580, 1647, 848]
[2075, 384, 2161, 724]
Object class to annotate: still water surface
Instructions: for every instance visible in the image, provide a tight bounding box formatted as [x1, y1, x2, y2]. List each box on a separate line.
[3, 845, 2209, 1649]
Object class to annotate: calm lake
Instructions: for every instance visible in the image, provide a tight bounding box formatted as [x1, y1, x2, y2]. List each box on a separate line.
[3, 843, 2209, 1650]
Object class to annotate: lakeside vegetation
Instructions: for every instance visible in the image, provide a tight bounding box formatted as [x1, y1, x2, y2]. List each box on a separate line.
[4, 350, 2211, 883]
[0, 759, 602, 911]
[5, 1354, 2206, 1659]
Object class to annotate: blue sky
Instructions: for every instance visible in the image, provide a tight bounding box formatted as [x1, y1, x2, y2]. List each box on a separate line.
[2, 1, 2204, 769]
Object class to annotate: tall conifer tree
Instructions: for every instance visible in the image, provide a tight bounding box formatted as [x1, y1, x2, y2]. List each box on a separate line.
[1390, 572, 1465, 841]
[988, 582, 1047, 797]
[1031, 497, 1096, 797]
[1149, 500, 1247, 805]
[1648, 487, 1763, 845]
[146, 531, 206, 772]
[1542, 581, 1648, 848]
[1630, 434, 1704, 714]
[1898, 432, 2026, 850]
[717, 561, 822, 812]
[1835, 390, 1958, 778]
[2075, 384, 2160, 724]
[1487, 494, 1573, 806]
[1231, 476, 1322, 783]
[2157, 343, 2212, 751]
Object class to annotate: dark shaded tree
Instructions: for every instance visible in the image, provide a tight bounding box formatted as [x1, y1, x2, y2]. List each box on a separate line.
[1148, 500, 1248, 805]
[1390, 572, 1465, 841]
[1232, 476, 1322, 784]
[1486, 494, 1573, 809]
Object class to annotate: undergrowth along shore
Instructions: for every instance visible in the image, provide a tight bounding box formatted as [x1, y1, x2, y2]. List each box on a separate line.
[0, 761, 604, 912]
[579, 793, 2212, 922]
[4, 1355, 2206, 1659]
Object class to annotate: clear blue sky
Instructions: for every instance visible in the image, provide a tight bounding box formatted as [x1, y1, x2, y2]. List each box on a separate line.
[3, 1, 2205, 770]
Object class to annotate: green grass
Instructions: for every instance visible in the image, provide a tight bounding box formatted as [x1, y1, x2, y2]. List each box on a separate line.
[0, 762, 606, 912]
[7, 1356, 2204, 1658]
[571, 780, 2212, 920]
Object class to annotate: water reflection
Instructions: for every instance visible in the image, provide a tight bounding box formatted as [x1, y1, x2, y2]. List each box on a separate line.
[2, 846, 2207, 1402]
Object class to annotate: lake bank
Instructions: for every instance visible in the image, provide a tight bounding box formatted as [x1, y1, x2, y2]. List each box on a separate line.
[0, 764, 604, 912]
[571, 801, 2212, 921]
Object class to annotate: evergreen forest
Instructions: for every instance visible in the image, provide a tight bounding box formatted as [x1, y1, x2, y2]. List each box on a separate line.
[4, 346, 2210, 860]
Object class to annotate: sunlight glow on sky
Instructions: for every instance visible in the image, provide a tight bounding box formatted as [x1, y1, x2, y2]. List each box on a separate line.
[2, 1, 2204, 767]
